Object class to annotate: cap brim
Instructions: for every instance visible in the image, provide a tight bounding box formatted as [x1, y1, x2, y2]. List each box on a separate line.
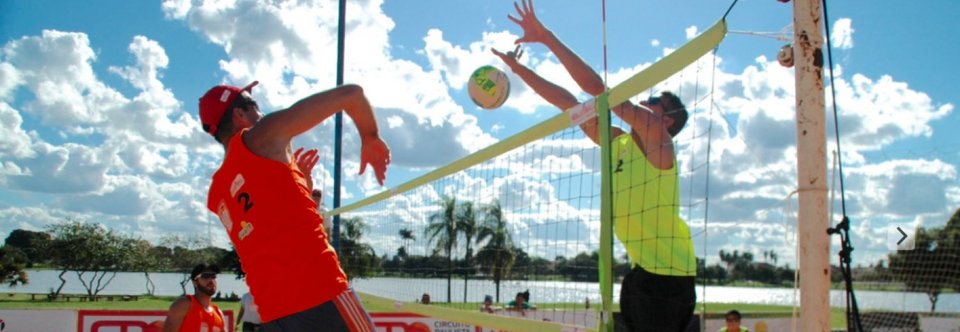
[243, 81, 259, 92]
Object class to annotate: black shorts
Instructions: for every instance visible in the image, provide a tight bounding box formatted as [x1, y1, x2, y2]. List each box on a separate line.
[241, 322, 261, 332]
[262, 288, 375, 332]
[619, 266, 696, 332]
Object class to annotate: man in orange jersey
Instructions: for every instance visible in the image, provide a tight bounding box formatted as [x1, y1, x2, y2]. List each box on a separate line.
[162, 263, 226, 332]
[199, 81, 389, 332]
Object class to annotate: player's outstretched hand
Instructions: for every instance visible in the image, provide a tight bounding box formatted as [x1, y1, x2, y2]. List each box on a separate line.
[294, 147, 320, 175]
[359, 136, 390, 186]
[508, 0, 548, 45]
[492, 45, 524, 72]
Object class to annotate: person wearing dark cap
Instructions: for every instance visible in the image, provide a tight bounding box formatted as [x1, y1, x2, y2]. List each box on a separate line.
[162, 263, 225, 332]
[480, 295, 501, 314]
[718, 310, 749, 332]
[199, 81, 389, 332]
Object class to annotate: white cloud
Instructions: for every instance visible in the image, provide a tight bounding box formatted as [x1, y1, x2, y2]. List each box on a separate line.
[651, 39, 660, 47]
[831, 18, 854, 50]
[0, 62, 23, 99]
[685, 26, 699, 40]
[0, 103, 34, 159]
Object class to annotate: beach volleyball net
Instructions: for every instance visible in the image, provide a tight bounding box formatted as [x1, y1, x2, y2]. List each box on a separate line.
[325, 19, 727, 332]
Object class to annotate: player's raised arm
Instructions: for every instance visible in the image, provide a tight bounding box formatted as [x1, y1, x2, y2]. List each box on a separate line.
[248, 84, 378, 146]
[509, 0, 605, 96]
[246, 84, 390, 185]
[493, 46, 624, 146]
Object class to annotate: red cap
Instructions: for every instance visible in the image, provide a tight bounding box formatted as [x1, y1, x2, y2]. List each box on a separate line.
[199, 81, 259, 135]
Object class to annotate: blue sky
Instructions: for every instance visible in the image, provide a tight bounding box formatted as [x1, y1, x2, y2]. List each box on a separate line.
[1, 0, 957, 267]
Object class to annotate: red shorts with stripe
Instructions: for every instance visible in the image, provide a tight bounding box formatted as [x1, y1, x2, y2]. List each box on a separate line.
[261, 288, 375, 332]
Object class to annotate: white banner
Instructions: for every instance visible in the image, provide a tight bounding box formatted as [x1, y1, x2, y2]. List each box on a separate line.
[372, 312, 492, 332]
[0, 309, 77, 332]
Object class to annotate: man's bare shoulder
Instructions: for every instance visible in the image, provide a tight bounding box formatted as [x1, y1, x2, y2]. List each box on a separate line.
[168, 296, 193, 312]
[241, 122, 289, 163]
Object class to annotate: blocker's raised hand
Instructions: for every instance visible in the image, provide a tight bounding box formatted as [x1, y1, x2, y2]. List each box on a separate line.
[509, 0, 548, 45]
[491, 45, 524, 72]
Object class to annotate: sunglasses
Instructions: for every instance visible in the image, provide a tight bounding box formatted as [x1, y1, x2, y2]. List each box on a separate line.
[648, 96, 685, 115]
[195, 272, 218, 280]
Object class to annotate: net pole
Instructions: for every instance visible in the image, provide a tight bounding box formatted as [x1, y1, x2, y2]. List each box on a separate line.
[596, 93, 614, 332]
[599, 1, 612, 331]
[332, 0, 347, 255]
[793, 0, 830, 329]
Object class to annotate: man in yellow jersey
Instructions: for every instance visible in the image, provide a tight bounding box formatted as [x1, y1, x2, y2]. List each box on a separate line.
[162, 263, 226, 332]
[199, 80, 390, 332]
[494, 1, 695, 331]
[719, 310, 750, 332]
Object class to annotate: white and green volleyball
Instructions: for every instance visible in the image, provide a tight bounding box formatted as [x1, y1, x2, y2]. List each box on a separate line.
[468, 65, 510, 109]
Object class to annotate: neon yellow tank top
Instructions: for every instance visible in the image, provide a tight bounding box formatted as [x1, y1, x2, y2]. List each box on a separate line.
[611, 133, 695, 276]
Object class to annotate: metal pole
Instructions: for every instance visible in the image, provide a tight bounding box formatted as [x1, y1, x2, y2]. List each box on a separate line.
[793, 0, 830, 330]
[332, 0, 346, 255]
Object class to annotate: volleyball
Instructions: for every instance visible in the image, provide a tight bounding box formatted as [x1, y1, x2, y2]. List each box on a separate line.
[468, 65, 510, 109]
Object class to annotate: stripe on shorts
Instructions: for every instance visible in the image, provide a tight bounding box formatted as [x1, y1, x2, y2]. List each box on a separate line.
[332, 288, 375, 332]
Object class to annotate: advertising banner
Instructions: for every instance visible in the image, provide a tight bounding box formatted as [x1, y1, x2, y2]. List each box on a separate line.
[372, 312, 477, 332]
[77, 309, 234, 332]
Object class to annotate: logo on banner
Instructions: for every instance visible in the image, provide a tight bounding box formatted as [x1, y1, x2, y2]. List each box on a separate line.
[78, 309, 233, 332]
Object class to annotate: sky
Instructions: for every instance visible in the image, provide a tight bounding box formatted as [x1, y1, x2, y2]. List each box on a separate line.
[1, 0, 958, 268]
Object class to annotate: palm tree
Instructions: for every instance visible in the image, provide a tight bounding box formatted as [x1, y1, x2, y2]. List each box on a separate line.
[425, 196, 459, 303]
[397, 228, 415, 276]
[476, 199, 515, 302]
[340, 217, 376, 282]
[457, 201, 479, 303]
[398, 228, 415, 259]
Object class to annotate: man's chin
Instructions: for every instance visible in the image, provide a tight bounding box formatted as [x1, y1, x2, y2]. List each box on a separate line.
[198, 287, 217, 296]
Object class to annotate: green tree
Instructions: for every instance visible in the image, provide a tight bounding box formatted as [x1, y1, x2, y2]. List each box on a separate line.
[0, 245, 29, 286]
[557, 251, 599, 282]
[339, 217, 377, 281]
[476, 199, 515, 302]
[889, 227, 955, 312]
[219, 245, 244, 280]
[46, 219, 131, 297]
[425, 196, 459, 303]
[398, 228, 415, 259]
[160, 234, 215, 295]
[943, 208, 960, 294]
[125, 238, 168, 295]
[4, 229, 51, 267]
[457, 201, 479, 303]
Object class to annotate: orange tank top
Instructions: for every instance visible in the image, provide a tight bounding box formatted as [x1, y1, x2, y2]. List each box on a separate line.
[177, 295, 224, 332]
[207, 130, 348, 322]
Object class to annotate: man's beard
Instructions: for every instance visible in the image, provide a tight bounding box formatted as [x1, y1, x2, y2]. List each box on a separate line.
[196, 283, 217, 296]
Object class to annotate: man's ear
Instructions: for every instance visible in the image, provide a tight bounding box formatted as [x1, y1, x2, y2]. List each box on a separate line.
[231, 106, 247, 125]
[663, 114, 676, 129]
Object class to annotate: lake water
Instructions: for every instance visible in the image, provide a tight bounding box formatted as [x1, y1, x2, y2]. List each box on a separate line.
[4, 270, 957, 313]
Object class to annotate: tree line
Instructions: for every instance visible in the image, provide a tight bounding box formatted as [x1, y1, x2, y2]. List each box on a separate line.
[4, 204, 956, 310]
[1, 219, 243, 298]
